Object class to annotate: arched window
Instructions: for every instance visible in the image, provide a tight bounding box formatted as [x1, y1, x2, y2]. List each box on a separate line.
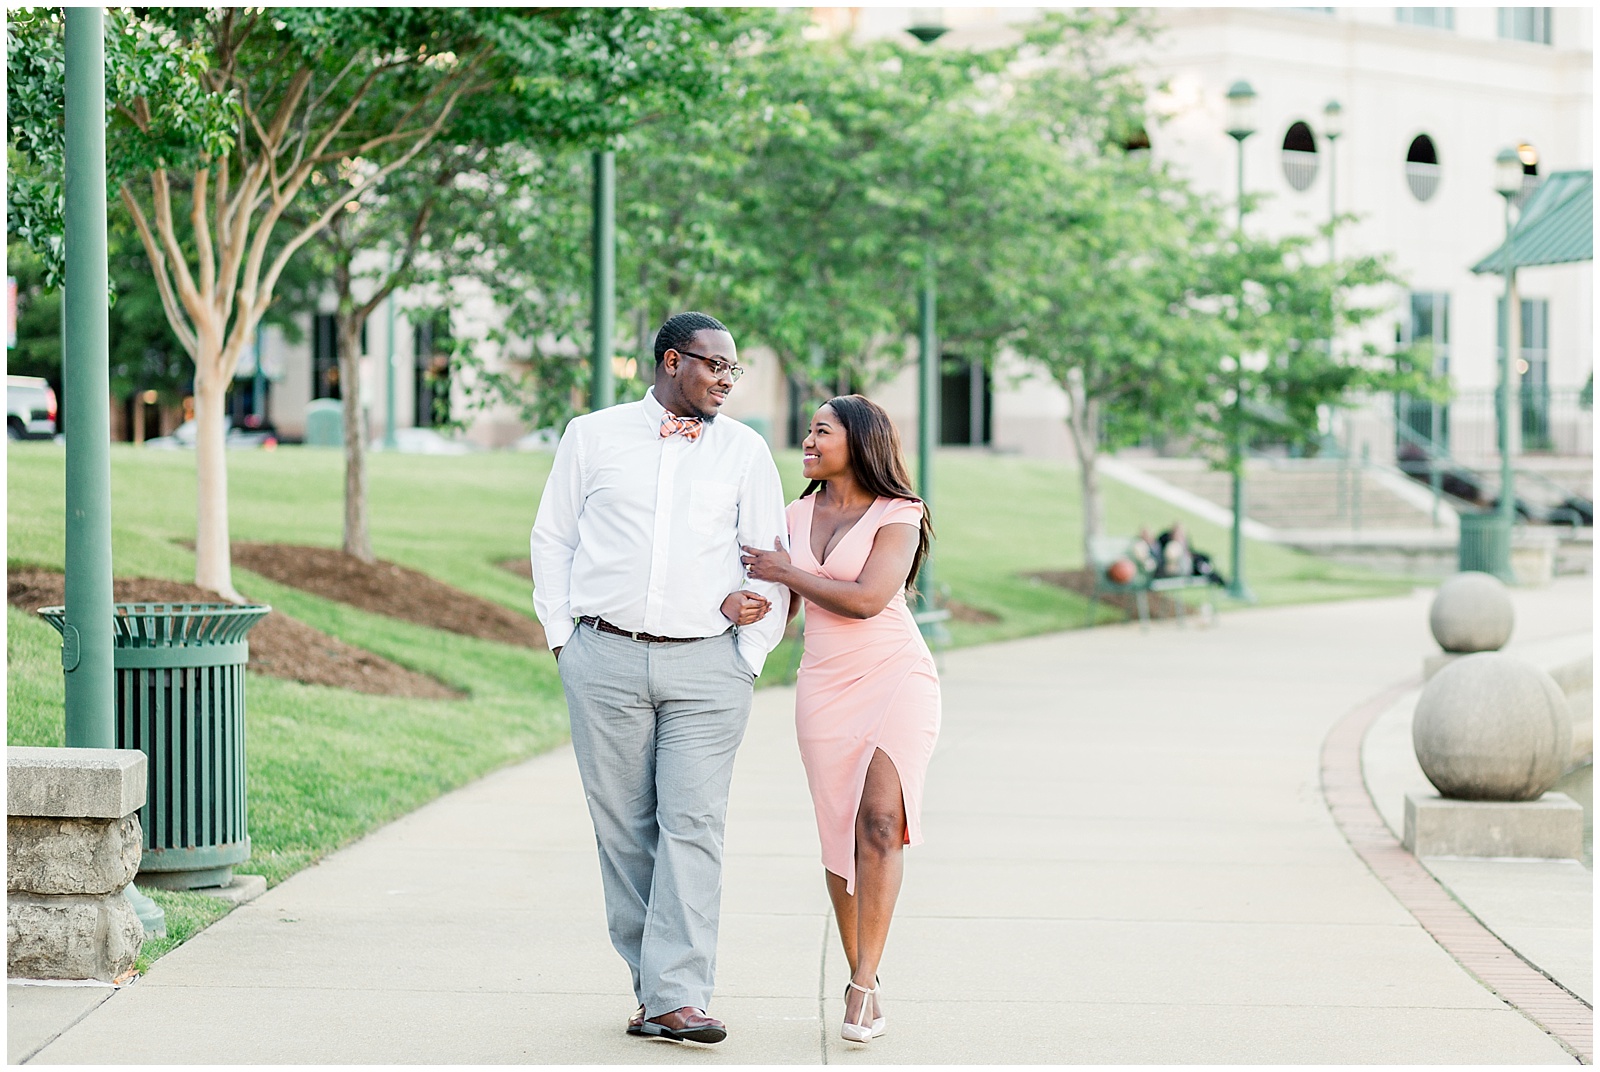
[1405, 134, 1441, 201]
[1280, 120, 1319, 191]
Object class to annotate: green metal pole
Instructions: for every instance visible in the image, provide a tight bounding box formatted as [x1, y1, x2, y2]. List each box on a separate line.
[1228, 135, 1254, 602]
[1327, 135, 1337, 265]
[590, 150, 616, 411]
[1497, 197, 1516, 580]
[62, 7, 114, 749]
[916, 263, 945, 641]
[383, 253, 398, 450]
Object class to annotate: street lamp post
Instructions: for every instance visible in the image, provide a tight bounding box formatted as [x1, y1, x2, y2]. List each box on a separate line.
[590, 149, 617, 412]
[1492, 147, 1524, 580]
[1323, 100, 1342, 264]
[62, 7, 115, 749]
[907, 12, 948, 643]
[1225, 79, 1257, 603]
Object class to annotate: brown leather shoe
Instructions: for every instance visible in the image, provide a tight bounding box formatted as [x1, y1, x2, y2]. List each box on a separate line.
[632, 1006, 727, 1044]
[626, 1005, 646, 1034]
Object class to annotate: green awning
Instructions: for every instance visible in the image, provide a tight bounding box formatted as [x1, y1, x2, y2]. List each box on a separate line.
[1472, 170, 1592, 274]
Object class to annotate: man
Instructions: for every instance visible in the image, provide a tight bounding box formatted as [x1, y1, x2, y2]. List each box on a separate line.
[530, 311, 788, 1045]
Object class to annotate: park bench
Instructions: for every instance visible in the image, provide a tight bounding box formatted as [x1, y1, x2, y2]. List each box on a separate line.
[1085, 534, 1216, 630]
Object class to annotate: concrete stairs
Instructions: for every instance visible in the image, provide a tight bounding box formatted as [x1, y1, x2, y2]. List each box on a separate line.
[1120, 457, 1450, 534]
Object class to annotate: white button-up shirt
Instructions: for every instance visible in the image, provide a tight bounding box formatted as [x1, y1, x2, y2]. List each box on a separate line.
[530, 387, 791, 676]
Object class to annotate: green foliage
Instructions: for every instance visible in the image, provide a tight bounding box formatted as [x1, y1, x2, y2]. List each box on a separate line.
[6, 8, 240, 289]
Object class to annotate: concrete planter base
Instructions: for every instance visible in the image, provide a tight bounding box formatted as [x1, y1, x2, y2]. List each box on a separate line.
[1403, 790, 1584, 859]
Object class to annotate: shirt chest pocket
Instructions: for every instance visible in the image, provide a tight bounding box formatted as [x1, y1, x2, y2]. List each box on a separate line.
[688, 480, 739, 536]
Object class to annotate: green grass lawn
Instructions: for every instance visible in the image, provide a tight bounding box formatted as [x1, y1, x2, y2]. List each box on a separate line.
[7, 441, 1413, 966]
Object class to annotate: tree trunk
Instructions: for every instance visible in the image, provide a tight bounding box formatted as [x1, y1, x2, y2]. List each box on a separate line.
[1063, 370, 1103, 569]
[338, 313, 375, 563]
[193, 368, 244, 602]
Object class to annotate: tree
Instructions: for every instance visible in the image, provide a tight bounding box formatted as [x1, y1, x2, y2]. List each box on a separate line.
[9, 8, 745, 595]
[1003, 158, 1234, 565]
[286, 8, 760, 562]
[985, 13, 1438, 566]
[448, 12, 1036, 432]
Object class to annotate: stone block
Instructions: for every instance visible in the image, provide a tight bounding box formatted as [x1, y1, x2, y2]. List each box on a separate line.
[8, 816, 142, 896]
[7, 747, 146, 820]
[1402, 791, 1584, 859]
[6, 893, 143, 981]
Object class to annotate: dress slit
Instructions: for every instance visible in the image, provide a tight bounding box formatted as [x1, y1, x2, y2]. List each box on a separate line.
[836, 655, 919, 895]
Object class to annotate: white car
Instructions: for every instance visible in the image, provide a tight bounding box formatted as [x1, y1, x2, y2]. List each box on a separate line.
[144, 419, 276, 450]
[7, 375, 58, 440]
[369, 427, 475, 455]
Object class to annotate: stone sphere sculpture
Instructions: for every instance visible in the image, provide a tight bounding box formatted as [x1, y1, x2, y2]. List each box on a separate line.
[1413, 652, 1571, 801]
[1429, 571, 1514, 653]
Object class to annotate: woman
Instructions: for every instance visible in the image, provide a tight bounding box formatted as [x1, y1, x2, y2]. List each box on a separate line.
[740, 395, 940, 1046]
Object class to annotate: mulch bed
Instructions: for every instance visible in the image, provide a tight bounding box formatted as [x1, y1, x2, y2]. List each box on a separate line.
[7, 567, 462, 700]
[497, 558, 1000, 625]
[1026, 568, 1191, 622]
[231, 543, 544, 650]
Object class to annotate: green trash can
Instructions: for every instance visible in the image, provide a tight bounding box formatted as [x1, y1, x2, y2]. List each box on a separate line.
[1458, 512, 1511, 579]
[304, 398, 343, 447]
[40, 601, 270, 890]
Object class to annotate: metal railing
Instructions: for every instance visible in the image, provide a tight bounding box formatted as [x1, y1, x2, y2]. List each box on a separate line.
[1390, 417, 1592, 527]
[1398, 386, 1592, 459]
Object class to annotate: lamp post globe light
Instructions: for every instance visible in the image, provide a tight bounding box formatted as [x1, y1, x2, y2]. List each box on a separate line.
[1225, 79, 1256, 603]
[906, 10, 949, 643]
[1490, 146, 1524, 580]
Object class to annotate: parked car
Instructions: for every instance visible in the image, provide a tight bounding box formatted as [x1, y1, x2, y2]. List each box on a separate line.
[369, 427, 476, 455]
[7, 375, 58, 440]
[144, 419, 277, 450]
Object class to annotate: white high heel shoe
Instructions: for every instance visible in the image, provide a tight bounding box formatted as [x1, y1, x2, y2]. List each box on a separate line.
[841, 980, 878, 1043]
[870, 978, 886, 1038]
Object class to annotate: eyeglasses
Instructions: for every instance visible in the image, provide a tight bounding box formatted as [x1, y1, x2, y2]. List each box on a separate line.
[676, 349, 745, 382]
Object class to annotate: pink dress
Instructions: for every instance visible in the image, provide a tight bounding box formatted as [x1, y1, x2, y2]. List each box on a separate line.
[788, 494, 941, 894]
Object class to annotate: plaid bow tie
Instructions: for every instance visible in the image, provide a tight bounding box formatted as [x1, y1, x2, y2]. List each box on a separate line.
[659, 413, 704, 442]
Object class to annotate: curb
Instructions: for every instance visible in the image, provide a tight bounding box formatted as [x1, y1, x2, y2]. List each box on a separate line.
[1322, 676, 1593, 1064]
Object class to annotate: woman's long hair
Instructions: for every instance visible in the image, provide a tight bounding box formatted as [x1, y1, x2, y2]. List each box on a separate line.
[801, 394, 934, 595]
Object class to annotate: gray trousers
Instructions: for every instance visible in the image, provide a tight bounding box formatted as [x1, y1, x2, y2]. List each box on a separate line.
[558, 621, 755, 1015]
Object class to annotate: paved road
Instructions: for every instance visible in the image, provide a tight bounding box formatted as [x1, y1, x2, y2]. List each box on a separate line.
[19, 581, 1590, 1063]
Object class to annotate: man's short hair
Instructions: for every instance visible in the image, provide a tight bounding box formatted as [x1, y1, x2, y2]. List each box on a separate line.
[653, 312, 729, 365]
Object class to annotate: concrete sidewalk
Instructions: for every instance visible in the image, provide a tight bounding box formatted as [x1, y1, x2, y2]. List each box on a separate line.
[11, 579, 1592, 1063]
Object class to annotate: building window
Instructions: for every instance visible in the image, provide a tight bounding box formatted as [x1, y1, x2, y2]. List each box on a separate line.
[1396, 8, 1455, 29]
[1280, 121, 1319, 192]
[939, 358, 992, 447]
[786, 369, 857, 447]
[1396, 292, 1450, 454]
[1498, 7, 1551, 43]
[413, 316, 451, 427]
[312, 313, 340, 400]
[1405, 134, 1441, 202]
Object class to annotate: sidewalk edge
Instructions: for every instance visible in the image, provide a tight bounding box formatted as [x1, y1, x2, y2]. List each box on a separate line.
[1321, 676, 1594, 1065]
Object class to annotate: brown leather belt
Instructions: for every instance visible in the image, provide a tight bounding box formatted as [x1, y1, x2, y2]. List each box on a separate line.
[578, 616, 714, 644]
